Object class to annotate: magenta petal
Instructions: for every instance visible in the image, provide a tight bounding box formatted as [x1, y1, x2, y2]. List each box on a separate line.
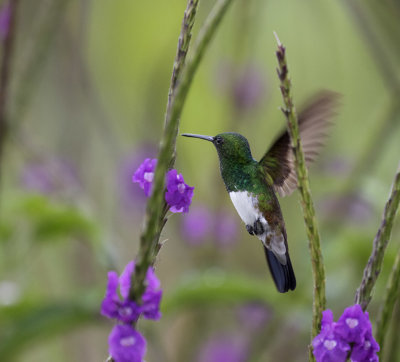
[165, 169, 194, 213]
[350, 329, 380, 362]
[336, 304, 371, 345]
[132, 158, 157, 197]
[100, 271, 120, 319]
[141, 290, 162, 320]
[146, 267, 161, 290]
[119, 261, 135, 300]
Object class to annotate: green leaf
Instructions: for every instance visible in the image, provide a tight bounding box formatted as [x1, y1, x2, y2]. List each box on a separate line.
[0, 293, 101, 360]
[18, 194, 98, 242]
[161, 269, 308, 315]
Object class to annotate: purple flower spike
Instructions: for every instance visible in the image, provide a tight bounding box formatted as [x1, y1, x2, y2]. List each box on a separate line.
[198, 335, 248, 362]
[109, 325, 146, 362]
[232, 64, 266, 114]
[181, 206, 212, 244]
[336, 304, 370, 345]
[21, 158, 79, 194]
[165, 169, 194, 213]
[0, 1, 11, 40]
[237, 302, 270, 330]
[214, 212, 238, 247]
[132, 158, 157, 197]
[313, 305, 380, 362]
[101, 261, 162, 323]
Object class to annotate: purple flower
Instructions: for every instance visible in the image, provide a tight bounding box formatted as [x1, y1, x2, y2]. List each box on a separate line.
[101, 261, 162, 323]
[335, 304, 370, 345]
[320, 192, 372, 224]
[350, 329, 380, 362]
[232, 65, 266, 114]
[313, 306, 379, 362]
[108, 325, 146, 362]
[132, 158, 157, 197]
[20, 158, 79, 194]
[181, 206, 212, 244]
[312, 317, 350, 362]
[0, 1, 11, 40]
[321, 309, 334, 329]
[165, 169, 194, 213]
[197, 335, 248, 362]
[141, 267, 162, 320]
[118, 147, 157, 210]
[237, 302, 271, 330]
[214, 212, 238, 247]
[101, 270, 141, 323]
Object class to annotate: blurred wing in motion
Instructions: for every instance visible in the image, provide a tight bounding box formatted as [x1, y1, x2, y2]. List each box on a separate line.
[259, 91, 340, 197]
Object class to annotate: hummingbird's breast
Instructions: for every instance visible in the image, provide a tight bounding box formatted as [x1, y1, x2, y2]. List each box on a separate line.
[228, 181, 288, 265]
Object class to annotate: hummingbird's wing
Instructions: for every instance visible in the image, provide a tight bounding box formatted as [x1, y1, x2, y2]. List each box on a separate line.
[259, 91, 340, 197]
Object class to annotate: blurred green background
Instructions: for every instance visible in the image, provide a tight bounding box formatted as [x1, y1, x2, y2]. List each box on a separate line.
[0, 0, 399, 361]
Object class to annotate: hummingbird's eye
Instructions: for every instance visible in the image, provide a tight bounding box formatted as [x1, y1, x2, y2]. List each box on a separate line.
[215, 136, 223, 145]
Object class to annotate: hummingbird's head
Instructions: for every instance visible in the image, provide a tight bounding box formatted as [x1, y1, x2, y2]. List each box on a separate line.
[181, 132, 253, 164]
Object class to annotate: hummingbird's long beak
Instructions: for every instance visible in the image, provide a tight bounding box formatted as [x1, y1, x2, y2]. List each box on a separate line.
[181, 133, 214, 142]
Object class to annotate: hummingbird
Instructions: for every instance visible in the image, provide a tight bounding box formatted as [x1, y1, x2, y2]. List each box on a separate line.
[182, 92, 338, 293]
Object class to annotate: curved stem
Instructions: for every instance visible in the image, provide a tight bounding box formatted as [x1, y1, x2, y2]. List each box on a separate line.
[128, 0, 236, 301]
[354, 165, 400, 310]
[274, 33, 326, 361]
[129, 0, 200, 301]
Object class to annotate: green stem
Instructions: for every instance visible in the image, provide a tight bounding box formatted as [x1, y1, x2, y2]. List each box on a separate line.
[354, 165, 400, 310]
[129, 0, 236, 301]
[108, 1, 236, 359]
[10, 0, 71, 131]
[343, 0, 400, 94]
[376, 249, 400, 358]
[340, 100, 400, 194]
[274, 33, 326, 360]
[383, 301, 400, 362]
[129, 0, 200, 301]
[0, 0, 19, 185]
[165, 0, 199, 126]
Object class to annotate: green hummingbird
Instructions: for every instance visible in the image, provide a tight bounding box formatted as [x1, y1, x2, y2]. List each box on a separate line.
[182, 92, 338, 293]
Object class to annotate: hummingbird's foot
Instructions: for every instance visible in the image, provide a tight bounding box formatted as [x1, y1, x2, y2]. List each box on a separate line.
[246, 225, 254, 235]
[254, 219, 264, 235]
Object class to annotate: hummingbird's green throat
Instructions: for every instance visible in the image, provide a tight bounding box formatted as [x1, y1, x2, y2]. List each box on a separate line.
[182, 91, 339, 293]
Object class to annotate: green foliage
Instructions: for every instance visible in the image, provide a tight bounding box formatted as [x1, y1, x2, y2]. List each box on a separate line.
[1, 0, 400, 361]
[0, 296, 99, 361]
[17, 194, 97, 243]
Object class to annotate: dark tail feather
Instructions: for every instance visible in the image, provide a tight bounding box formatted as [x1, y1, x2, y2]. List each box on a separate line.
[264, 247, 296, 293]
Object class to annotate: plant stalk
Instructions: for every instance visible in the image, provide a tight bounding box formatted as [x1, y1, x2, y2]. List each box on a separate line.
[128, 0, 236, 301]
[274, 33, 326, 361]
[354, 165, 400, 310]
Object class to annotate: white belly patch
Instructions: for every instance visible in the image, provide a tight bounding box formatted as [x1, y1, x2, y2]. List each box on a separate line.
[229, 191, 287, 264]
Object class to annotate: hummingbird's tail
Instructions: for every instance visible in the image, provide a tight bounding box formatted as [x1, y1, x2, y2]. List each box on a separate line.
[264, 247, 296, 293]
